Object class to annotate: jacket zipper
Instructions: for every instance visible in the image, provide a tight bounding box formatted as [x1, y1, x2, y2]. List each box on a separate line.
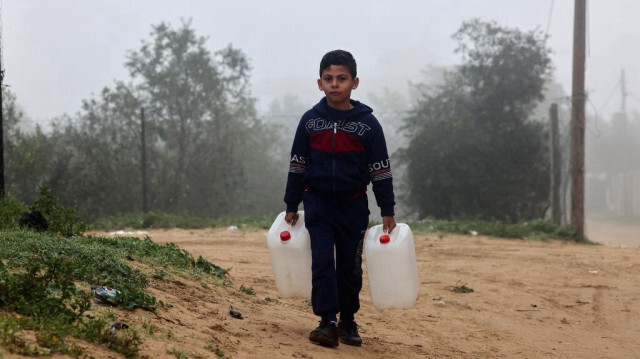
[332, 121, 336, 193]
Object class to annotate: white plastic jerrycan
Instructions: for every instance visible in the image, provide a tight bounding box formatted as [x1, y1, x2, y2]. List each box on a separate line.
[365, 223, 418, 310]
[266, 211, 312, 299]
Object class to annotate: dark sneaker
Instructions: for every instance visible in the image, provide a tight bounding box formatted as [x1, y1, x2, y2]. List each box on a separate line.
[309, 320, 339, 347]
[338, 320, 362, 346]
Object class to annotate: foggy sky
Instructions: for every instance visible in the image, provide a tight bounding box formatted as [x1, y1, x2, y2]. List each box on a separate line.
[3, 0, 639, 125]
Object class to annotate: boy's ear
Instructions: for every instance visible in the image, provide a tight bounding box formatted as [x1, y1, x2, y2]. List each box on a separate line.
[352, 77, 360, 90]
[317, 78, 323, 91]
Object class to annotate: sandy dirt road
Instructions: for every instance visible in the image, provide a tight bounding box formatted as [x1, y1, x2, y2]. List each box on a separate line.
[586, 217, 640, 248]
[10, 218, 637, 359]
[67, 220, 640, 359]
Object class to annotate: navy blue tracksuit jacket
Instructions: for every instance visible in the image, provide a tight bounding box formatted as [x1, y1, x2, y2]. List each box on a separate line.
[284, 97, 395, 321]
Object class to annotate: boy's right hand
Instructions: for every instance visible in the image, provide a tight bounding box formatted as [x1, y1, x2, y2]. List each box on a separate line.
[285, 212, 299, 226]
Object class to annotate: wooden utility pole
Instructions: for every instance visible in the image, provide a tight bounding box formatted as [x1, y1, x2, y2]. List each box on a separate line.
[140, 107, 148, 213]
[549, 103, 562, 225]
[620, 69, 627, 114]
[570, 0, 586, 240]
[0, 41, 5, 199]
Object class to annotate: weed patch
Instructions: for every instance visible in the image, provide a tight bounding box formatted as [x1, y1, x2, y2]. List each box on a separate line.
[30, 185, 88, 237]
[451, 284, 474, 294]
[0, 229, 227, 357]
[92, 212, 273, 231]
[239, 284, 256, 296]
[407, 217, 581, 241]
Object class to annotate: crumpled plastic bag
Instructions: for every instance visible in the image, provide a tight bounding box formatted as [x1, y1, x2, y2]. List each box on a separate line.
[92, 286, 120, 305]
[229, 305, 243, 319]
[109, 322, 129, 337]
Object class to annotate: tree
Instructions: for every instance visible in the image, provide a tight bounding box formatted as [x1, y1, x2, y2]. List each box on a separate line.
[264, 94, 308, 165]
[367, 87, 408, 156]
[8, 21, 284, 220]
[46, 84, 145, 219]
[121, 20, 284, 216]
[400, 19, 553, 221]
[2, 87, 57, 203]
[1, 87, 22, 134]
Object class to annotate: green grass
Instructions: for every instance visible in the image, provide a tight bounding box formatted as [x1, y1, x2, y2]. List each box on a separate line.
[1, 188, 87, 237]
[404, 217, 587, 242]
[92, 212, 587, 243]
[91, 212, 273, 231]
[0, 228, 230, 358]
[166, 347, 188, 358]
[239, 284, 256, 296]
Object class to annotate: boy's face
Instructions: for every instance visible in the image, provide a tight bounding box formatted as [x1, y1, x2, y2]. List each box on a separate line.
[317, 65, 359, 110]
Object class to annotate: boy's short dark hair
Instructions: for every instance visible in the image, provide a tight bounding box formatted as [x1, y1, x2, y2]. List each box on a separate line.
[319, 50, 357, 78]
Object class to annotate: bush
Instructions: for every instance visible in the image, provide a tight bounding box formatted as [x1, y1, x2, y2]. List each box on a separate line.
[0, 194, 27, 230]
[29, 185, 88, 237]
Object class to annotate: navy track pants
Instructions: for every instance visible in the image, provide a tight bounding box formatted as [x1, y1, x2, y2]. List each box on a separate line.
[303, 190, 370, 321]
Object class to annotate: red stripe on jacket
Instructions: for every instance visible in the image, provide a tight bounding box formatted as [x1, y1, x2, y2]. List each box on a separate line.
[310, 131, 364, 153]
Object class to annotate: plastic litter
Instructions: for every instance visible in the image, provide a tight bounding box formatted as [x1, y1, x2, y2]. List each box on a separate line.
[108, 230, 148, 236]
[109, 322, 129, 337]
[229, 305, 243, 319]
[18, 210, 48, 232]
[92, 286, 120, 305]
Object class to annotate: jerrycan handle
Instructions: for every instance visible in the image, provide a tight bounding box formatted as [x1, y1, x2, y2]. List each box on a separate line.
[379, 228, 390, 244]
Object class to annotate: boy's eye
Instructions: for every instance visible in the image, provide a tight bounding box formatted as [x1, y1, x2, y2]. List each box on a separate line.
[323, 76, 348, 82]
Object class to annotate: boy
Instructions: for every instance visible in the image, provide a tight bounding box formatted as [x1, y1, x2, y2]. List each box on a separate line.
[283, 49, 396, 347]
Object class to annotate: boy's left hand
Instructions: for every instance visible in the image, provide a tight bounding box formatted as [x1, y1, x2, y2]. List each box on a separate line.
[382, 216, 396, 234]
[285, 212, 299, 226]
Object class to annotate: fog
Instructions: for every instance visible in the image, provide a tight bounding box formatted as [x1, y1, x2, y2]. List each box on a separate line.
[3, 1, 640, 224]
[6, 1, 639, 122]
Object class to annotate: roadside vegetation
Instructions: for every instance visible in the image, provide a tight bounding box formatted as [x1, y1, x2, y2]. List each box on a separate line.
[407, 217, 584, 242]
[92, 209, 581, 242]
[91, 212, 273, 232]
[0, 191, 229, 358]
[93, 211, 581, 242]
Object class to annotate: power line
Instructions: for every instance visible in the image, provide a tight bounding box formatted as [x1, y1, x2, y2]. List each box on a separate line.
[545, 0, 556, 36]
[598, 78, 620, 114]
[628, 92, 640, 105]
[586, 96, 602, 137]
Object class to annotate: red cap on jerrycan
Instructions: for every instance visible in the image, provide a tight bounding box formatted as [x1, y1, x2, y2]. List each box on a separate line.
[379, 233, 390, 244]
[280, 231, 291, 241]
